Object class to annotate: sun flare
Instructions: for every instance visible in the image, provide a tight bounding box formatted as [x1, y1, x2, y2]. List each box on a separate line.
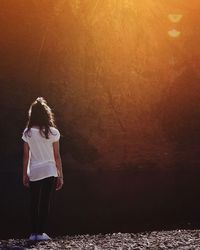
[168, 14, 183, 23]
[168, 29, 181, 38]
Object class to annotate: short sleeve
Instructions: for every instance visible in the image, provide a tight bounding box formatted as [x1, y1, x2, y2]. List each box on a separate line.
[22, 130, 28, 142]
[52, 128, 60, 142]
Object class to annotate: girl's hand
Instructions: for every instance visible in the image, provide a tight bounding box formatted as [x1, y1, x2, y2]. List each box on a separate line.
[56, 177, 64, 191]
[23, 174, 29, 188]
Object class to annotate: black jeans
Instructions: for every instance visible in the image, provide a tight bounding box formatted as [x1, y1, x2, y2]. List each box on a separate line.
[29, 176, 55, 234]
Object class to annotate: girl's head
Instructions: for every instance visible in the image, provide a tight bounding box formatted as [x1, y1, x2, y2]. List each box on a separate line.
[26, 97, 56, 139]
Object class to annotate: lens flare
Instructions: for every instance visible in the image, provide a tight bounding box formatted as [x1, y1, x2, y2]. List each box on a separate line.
[168, 14, 183, 23]
[168, 29, 181, 38]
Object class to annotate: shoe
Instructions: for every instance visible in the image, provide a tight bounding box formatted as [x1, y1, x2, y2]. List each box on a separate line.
[36, 233, 51, 241]
[29, 234, 37, 241]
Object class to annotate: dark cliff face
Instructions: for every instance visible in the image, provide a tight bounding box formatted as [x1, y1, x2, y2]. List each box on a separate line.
[0, 1, 200, 239]
[159, 68, 200, 147]
[1, 0, 200, 171]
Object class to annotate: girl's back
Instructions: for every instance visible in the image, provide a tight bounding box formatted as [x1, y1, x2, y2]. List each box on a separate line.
[22, 126, 60, 181]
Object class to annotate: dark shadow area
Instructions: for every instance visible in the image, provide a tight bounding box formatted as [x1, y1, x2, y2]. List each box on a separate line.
[1, 166, 200, 239]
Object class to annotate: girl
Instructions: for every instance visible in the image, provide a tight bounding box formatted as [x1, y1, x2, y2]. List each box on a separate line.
[22, 97, 64, 241]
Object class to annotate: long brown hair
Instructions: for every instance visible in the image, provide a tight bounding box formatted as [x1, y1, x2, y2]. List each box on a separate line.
[25, 97, 56, 139]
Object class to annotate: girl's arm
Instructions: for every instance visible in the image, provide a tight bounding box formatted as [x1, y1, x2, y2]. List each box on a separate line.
[53, 141, 64, 190]
[23, 142, 30, 187]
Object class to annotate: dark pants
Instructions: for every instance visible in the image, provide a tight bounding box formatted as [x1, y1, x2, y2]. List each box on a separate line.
[29, 176, 55, 234]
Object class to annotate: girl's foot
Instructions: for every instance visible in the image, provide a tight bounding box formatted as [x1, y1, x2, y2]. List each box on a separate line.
[36, 233, 51, 241]
[29, 234, 37, 241]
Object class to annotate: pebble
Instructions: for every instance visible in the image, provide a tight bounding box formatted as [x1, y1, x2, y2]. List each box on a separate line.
[1, 230, 200, 249]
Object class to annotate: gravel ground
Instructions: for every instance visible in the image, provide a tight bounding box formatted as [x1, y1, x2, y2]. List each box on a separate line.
[1, 230, 200, 250]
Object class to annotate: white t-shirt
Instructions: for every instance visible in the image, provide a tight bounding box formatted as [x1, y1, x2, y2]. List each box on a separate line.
[22, 127, 60, 181]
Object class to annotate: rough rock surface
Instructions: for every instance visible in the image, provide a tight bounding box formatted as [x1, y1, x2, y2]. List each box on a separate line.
[1, 230, 200, 249]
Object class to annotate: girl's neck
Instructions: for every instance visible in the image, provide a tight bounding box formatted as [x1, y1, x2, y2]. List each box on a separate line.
[31, 126, 40, 129]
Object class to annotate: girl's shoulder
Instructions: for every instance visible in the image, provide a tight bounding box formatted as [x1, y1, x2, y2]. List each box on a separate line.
[50, 126, 59, 133]
[22, 127, 29, 142]
[49, 127, 60, 141]
[22, 127, 29, 136]
[23, 127, 28, 132]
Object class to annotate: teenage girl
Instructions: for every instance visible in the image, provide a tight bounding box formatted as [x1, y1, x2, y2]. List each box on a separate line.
[22, 97, 64, 241]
